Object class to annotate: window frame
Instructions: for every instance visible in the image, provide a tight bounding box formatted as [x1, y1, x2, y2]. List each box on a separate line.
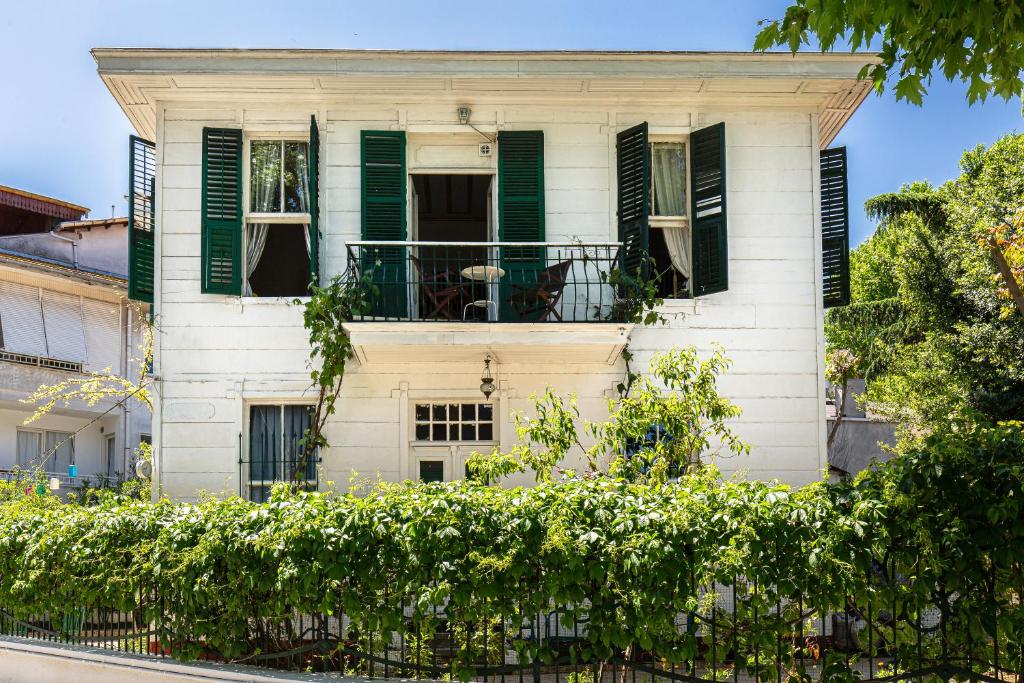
[16, 427, 75, 471]
[244, 135, 312, 223]
[242, 133, 313, 300]
[244, 401, 318, 501]
[648, 135, 691, 229]
[412, 401, 497, 444]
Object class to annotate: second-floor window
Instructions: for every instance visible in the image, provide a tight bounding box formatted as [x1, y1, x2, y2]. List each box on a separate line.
[649, 139, 690, 299]
[245, 139, 311, 297]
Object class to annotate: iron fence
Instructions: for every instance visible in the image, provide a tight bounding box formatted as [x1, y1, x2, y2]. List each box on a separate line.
[1, 555, 1016, 682]
[344, 241, 624, 323]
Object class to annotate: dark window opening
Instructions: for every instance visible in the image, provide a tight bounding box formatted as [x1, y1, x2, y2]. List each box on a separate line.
[419, 460, 445, 483]
[648, 227, 688, 299]
[247, 224, 311, 297]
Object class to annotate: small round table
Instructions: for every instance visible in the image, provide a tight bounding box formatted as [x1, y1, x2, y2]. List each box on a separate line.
[461, 265, 505, 320]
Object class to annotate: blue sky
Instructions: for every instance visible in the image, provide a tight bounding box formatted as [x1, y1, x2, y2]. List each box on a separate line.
[1, 0, 1020, 245]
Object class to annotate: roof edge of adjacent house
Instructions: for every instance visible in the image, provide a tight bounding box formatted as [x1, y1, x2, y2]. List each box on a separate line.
[0, 247, 127, 288]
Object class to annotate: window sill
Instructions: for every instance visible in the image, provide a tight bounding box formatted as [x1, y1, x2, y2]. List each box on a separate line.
[649, 216, 690, 229]
[413, 441, 498, 446]
[240, 296, 310, 305]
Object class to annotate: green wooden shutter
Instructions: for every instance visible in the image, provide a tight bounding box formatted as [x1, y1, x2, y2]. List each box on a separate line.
[690, 122, 728, 296]
[820, 146, 851, 308]
[616, 122, 650, 277]
[128, 135, 156, 303]
[498, 131, 545, 320]
[360, 130, 407, 317]
[308, 115, 321, 289]
[201, 128, 243, 295]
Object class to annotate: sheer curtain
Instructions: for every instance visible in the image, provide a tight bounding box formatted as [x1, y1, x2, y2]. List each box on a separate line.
[246, 154, 276, 296]
[292, 145, 312, 259]
[651, 143, 691, 279]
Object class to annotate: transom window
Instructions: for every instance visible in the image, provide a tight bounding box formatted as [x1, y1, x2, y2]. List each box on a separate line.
[247, 404, 316, 502]
[414, 402, 494, 442]
[245, 139, 312, 297]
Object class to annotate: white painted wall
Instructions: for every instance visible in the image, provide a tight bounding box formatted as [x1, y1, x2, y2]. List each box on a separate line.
[153, 99, 827, 500]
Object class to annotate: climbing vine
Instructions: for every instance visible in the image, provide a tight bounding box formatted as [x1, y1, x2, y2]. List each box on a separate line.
[295, 270, 374, 473]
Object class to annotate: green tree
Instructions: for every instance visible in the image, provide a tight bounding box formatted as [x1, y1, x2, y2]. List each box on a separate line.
[826, 136, 1024, 439]
[468, 346, 750, 483]
[755, 1, 1024, 104]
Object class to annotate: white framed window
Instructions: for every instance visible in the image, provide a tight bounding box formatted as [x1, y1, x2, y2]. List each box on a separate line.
[414, 402, 495, 442]
[649, 139, 689, 223]
[244, 137, 312, 297]
[648, 136, 691, 298]
[16, 428, 74, 472]
[246, 403, 316, 502]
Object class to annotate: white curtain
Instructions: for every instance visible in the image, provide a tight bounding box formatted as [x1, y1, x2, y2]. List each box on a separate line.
[658, 225, 691, 280]
[44, 431, 74, 473]
[651, 143, 687, 216]
[293, 144, 312, 258]
[245, 150, 278, 296]
[651, 142, 691, 280]
[16, 431, 40, 468]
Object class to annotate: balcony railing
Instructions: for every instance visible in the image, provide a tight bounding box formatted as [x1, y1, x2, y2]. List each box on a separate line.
[345, 241, 624, 323]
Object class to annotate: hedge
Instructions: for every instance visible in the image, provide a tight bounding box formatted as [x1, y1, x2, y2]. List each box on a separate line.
[0, 422, 1021, 678]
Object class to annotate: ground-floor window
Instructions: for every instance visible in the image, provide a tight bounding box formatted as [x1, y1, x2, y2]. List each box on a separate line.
[247, 404, 316, 502]
[105, 434, 117, 480]
[16, 428, 74, 472]
[414, 402, 494, 442]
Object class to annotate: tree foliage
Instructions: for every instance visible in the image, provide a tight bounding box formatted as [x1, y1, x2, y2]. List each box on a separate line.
[826, 136, 1024, 438]
[755, 0, 1024, 104]
[467, 347, 750, 484]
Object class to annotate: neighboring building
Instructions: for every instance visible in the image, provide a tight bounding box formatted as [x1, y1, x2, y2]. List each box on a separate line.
[826, 379, 897, 478]
[0, 192, 152, 486]
[0, 185, 87, 237]
[94, 48, 869, 500]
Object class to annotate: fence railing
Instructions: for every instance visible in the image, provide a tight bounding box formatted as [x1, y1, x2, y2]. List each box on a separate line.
[345, 241, 624, 323]
[1, 555, 1015, 682]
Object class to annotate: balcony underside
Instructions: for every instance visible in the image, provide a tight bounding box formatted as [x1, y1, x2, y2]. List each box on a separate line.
[342, 322, 633, 365]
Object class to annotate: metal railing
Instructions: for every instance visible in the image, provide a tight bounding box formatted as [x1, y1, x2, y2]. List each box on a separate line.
[345, 241, 624, 323]
[0, 558, 1014, 682]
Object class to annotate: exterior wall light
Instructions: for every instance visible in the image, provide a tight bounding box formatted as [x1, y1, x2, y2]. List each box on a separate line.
[480, 355, 495, 399]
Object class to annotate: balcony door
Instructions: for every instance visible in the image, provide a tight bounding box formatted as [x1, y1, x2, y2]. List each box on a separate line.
[411, 174, 494, 321]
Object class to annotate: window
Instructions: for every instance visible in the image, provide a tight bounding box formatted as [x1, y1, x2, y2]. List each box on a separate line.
[650, 141, 688, 218]
[16, 429, 74, 472]
[649, 139, 690, 298]
[247, 404, 316, 502]
[16, 430, 40, 468]
[105, 435, 118, 480]
[245, 139, 312, 297]
[414, 402, 494, 442]
[419, 460, 445, 483]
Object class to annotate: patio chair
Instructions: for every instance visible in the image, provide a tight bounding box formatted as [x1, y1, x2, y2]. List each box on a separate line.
[507, 259, 572, 322]
[410, 254, 470, 321]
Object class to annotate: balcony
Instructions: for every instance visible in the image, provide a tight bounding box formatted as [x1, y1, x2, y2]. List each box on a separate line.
[342, 241, 633, 364]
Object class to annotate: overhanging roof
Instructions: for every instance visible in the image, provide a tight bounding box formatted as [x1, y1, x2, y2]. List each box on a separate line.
[93, 48, 879, 146]
[0, 185, 88, 221]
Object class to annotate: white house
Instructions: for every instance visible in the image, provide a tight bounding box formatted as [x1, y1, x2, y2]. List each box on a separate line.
[0, 203, 152, 487]
[93, 49, 866, 500]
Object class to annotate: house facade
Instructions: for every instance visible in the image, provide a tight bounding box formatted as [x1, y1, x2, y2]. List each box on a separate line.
[0, 201, 152, 486]
[93, 49, 867, 500]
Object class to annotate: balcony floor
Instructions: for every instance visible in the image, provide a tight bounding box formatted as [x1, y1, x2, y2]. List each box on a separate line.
[341, 321, 633, 365]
